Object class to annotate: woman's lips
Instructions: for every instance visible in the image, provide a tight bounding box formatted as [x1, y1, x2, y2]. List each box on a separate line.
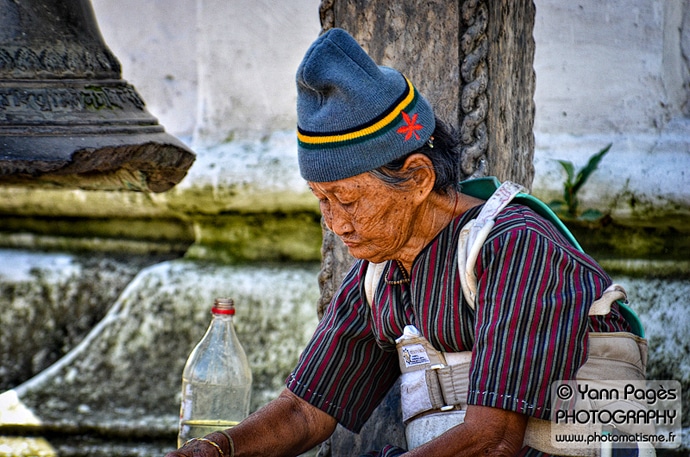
[341, 238, 359, 248]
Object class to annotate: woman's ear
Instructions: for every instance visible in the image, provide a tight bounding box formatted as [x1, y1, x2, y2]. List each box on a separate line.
[402, 153, 435, 202]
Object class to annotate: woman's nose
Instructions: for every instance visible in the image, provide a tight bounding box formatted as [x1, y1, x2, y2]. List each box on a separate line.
[328, 205, 353, 236]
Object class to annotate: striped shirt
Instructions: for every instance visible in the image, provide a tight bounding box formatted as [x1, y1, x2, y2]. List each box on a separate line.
[286, 202, 631, 445]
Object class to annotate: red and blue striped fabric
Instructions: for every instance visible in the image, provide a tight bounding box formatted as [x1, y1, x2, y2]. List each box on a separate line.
[286, 202, 631, 452]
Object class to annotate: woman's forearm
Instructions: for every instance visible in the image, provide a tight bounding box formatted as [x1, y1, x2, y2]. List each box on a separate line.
[168, 389, 336, 457]
[224, 389, 337, 457]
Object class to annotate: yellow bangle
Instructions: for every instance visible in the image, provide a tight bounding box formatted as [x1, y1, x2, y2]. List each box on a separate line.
[217, 430, 235, 457]
[183, 437, 225, 457]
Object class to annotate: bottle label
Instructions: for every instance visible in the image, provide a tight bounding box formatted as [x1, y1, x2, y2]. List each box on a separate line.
[400, 343, 431, 368]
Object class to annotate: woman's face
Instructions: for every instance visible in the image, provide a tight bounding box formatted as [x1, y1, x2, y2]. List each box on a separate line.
[308, 172, 420, 263]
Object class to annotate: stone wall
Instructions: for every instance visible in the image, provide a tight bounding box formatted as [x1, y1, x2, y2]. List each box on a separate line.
[532, 1, 690, 232]
[0, 253, 321, 456]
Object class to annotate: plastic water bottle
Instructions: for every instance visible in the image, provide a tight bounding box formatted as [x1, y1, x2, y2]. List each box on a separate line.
[177, 298, 252, 447]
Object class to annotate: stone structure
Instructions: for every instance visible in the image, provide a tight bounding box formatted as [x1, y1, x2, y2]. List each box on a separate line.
[532, 1, 690, 268]
[0, 252, 321, 456]
[0, 0, 688, 455]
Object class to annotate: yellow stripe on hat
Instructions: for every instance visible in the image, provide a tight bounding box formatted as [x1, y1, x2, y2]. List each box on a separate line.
[297, 77, 416, 146]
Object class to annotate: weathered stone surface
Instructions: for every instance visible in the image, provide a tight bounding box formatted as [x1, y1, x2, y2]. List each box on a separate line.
[622, 276, 690, 423]
[619, 275, 690, 454]
[532, 129, 690, 230]
[0, 249, 171, 392]
[531, 0, 690, 232]
[0, 133, 323, 263]
[0, 254, 320, 455]
[485, 0, 536, 186]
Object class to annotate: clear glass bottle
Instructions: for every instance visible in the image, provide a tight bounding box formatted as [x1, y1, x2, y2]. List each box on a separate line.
[177, 298, 252, 447]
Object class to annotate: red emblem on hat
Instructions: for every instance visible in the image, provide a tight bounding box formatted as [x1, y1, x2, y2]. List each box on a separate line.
[397, 111, 423, 141]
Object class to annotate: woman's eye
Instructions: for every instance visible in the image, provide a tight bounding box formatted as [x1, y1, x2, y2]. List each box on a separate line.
[335, 194, 357, 207]
[339, 200, 357, 211]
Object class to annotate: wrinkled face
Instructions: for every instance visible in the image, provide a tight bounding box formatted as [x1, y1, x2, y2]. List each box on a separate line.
[309, 172, 419, 263]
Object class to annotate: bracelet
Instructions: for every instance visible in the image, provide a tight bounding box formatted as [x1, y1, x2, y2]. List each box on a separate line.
[217, 430, 235, 457]
[183, 437, 225, 457]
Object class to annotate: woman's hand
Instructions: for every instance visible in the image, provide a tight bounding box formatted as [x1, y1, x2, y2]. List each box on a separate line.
[406, 405, 528, 457]
[164, 390, 336, 457]
[164, 440, 217, 457]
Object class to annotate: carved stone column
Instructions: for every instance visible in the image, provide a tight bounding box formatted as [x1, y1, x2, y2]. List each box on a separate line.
[315, 1, 536, 454]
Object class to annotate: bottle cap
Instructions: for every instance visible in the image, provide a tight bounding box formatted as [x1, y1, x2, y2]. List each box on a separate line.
[212, 297, 235, 315]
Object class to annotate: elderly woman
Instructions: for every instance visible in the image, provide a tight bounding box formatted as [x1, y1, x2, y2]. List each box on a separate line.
[167, 28, 645, 457]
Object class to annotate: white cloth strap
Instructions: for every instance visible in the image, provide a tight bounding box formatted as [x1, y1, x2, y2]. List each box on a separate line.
[455, 180, 628, 316]
[457, 181, 525, 308]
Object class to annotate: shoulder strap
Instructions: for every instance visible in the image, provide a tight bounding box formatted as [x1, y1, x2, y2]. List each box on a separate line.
[457, 181, 525, 308]
[459, 177, 582, 250]
[458, 178, 644, 337]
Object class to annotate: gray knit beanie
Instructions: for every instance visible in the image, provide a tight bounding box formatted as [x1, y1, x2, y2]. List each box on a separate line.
[296, 28, 435, 182]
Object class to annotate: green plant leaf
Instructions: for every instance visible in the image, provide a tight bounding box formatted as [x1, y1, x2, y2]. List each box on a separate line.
[550, 144, 613, 222]
[578, 208, 604, 222]
[556, 160, 575, 184]
[572, 143, 612, 194]
[548, 200, 565, 212]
